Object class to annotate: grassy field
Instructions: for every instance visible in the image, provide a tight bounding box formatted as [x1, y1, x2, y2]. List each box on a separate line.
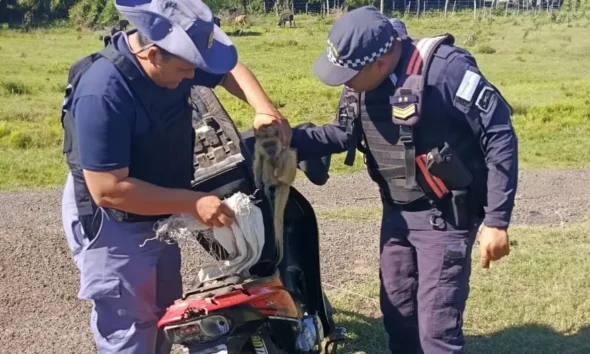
[1, 11, 590, 191]
[323, 220, 590, 353]
[2, 10, 590, 354]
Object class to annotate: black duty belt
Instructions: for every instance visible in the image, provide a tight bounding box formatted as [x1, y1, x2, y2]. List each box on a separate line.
[108, 208, 171, 223]
[386, 198, 434, 212]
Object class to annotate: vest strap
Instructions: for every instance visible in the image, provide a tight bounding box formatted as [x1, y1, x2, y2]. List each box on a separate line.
[399, 125, 416, 188]
[391, 35, 453, 191]
[340, 90, 362, 166]
[98, 46, 161, 129]
[98, 46, 176, 223]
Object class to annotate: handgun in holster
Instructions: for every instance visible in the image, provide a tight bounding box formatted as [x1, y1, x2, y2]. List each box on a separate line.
[415, 142, 474, 229]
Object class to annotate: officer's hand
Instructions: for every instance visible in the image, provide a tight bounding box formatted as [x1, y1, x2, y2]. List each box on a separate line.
[254, 111, 292, 146]
[193, 195, 235, 228]
[478, 225, 510, 268]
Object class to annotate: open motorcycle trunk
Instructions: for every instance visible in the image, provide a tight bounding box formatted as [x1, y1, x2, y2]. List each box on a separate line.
[186, 85, 335, 337]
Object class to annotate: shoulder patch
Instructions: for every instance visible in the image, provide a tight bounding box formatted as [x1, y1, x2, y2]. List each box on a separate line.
[475, 86, 497, 113]
[455, 70, 481, 103]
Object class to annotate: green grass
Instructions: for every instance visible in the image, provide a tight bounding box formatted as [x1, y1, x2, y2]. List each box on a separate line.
[1, 12, 590, 190]
[326, 222, 590, 353]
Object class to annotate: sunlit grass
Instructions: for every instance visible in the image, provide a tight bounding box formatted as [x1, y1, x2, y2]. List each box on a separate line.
[1, 12, 590, 190]
[327, 222, 590, 353]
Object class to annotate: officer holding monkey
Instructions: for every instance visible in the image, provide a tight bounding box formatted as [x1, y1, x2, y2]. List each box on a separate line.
[291, 6, 517, 353]
[60, 0, 290, 353]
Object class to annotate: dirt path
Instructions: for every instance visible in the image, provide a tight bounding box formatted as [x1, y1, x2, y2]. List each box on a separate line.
[0, 169, 588, 353]
[295, 169, 590, 226]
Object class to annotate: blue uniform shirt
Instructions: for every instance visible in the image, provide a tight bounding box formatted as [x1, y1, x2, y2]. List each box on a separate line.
[292, 38, 518, 228]
[71, 33, 225, 178]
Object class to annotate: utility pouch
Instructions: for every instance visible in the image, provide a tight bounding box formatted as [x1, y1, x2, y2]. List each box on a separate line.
[426, 142, 473, 190]
[449, 189, 471, 229]
[415, 154, 450, 200]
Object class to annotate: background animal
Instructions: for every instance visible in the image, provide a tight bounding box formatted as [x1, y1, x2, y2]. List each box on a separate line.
[118, 19, 129, 31]
[278, 12, 295, 27]
[234, 14, 247, 26]
[99, 19, 130, 46]
[253, 124, 297, 264]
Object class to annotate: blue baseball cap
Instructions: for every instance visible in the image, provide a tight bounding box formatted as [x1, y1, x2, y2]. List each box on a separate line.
[115, 0, 238, 74]
[313, 6, 399, 87]
[390, 18, 408, 39]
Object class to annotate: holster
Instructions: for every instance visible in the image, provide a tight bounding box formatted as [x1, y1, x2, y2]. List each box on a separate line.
[426, 142, 473, 190]
[448, 189, 472, 229]
[415, 142, 477, 229]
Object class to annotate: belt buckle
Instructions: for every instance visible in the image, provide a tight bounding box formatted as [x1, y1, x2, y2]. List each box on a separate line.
[399, 134, 413, 144]
[399, 126, 413, 144]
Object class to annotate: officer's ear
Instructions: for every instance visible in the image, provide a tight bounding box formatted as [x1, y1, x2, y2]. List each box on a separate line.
[373, 56, 391, 75]
[375, 46, 398, 75]
[145, 46, 160, 64]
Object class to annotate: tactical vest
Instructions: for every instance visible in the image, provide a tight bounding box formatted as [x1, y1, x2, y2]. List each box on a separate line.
[61, 33, 194, 232]
[337, 34, 481, 205]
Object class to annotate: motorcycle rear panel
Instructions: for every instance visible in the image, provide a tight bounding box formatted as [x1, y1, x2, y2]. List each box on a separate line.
[158, 274, 301, 327]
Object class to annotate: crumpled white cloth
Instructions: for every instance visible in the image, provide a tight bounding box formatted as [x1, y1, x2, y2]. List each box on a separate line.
[153, 192, 265, 285]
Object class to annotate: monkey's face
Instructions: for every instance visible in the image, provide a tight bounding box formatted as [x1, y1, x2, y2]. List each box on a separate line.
[255, 125, 282, 158]
[262, 140, 278, 157]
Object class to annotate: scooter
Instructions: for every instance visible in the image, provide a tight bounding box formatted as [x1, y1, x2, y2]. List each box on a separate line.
[156, 86, 347, 353]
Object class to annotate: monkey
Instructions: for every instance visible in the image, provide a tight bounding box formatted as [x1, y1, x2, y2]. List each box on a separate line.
[253, 124, 297, 264]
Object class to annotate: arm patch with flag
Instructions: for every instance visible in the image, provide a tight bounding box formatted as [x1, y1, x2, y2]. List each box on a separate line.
[455, 69, 481, 104]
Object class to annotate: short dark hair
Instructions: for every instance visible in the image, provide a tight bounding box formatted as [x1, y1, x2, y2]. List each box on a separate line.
[136, 31, 175, 60]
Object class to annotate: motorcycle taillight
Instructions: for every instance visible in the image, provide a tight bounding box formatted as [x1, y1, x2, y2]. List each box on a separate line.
[164, 315, 232, 345]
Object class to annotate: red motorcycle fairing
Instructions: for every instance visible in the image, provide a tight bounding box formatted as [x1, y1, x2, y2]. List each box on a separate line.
[158, 273, 302, 329]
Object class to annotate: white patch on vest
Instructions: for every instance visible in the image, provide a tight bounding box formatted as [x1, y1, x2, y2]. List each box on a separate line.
[456, 70, 481, 103]
[413, 35, 446, 70]
[416, 37, 440, 59]
[389, 73, 398, 86]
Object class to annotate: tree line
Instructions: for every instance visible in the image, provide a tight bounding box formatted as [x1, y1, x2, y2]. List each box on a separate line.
[2, 0, 576, 29]
[0, 0, 371, 28]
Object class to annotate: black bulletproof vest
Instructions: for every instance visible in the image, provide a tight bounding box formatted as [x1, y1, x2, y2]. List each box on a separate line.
[338, 34, 484, 205]
[61, 36, 194, 226]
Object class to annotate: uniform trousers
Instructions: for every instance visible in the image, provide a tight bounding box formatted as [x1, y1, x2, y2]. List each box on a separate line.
[62, 173, 182, 354]
[379, 200, 481, 354]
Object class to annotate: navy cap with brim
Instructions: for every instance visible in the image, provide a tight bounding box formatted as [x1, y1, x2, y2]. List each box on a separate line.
[312, 6, 397, 87]
[312, 51, 361, 87]
[389, 19, 408, 39]
[115, 0, 237, 74]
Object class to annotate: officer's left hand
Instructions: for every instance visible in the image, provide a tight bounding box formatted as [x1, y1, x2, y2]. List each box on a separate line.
[478, 225, 510, 268]
[254, 111, 292, 146]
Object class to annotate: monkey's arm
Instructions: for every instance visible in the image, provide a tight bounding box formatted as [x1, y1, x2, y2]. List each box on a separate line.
[290, 123, 349, 161]
[275, 148, 298, 185]
[253, 152, 263, 190]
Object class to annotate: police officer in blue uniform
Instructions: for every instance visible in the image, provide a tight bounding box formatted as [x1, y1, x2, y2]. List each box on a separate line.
[60, 0, 291, 353]
[291, 6, 518, 353]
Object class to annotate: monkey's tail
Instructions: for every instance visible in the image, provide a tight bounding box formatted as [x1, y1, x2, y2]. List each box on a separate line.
[270, 185, 289, 266]
[274, 210, 284, 265]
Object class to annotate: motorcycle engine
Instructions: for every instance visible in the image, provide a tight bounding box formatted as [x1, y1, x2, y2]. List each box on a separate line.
[294, 314, 324, 352]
